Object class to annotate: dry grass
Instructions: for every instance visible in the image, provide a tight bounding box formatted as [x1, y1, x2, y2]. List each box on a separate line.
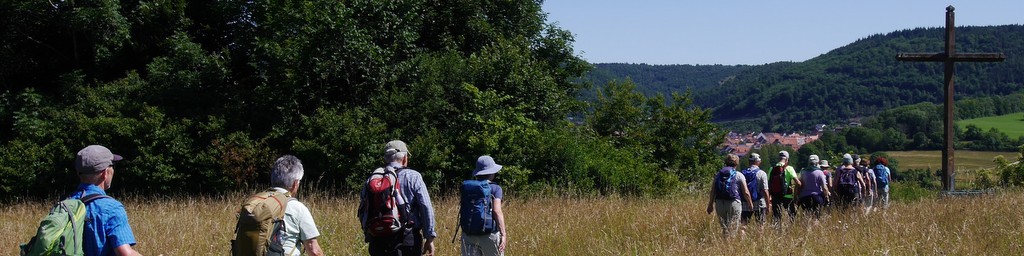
[4, 190, 1024, 255]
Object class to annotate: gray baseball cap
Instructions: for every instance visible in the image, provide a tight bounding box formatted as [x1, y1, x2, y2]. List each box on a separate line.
[384, 140, 410, 157]
[74, 145, 123, 174]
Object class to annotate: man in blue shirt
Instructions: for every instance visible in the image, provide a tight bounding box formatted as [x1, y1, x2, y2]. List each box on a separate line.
[359, 140, 438, 256]
[70, 145, 142, 256]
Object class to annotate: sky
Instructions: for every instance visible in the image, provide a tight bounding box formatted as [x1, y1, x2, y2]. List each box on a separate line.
[542, 1, 1024, 65]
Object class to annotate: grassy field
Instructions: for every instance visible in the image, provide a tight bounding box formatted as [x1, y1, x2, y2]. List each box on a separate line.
[961, 112, 1024, 138]
[884, 150, 1016, 171]
[4, 189, 1024, 255]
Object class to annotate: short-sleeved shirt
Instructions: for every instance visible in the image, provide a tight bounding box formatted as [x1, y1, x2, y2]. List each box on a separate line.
[798, 168, 828, 198]
[710, 167, 747, 202]
[773, 163, 799, 199]
[741, 167, 769, 211]
[70, 184, 137, 256]
[270, 188, 321, 256]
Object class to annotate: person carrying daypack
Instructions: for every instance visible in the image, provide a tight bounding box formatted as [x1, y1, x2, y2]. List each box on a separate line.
[358, 140, 438, 256]
[458, 156, 508, 256]
[768, 151, 801, 224]
[706, 154, 753, 237]
[740, 153, 771, 229]
[833, 155, 865, 209]
[854, 155, 876, 211]
[20, 145, 141, 256]
[232, 155, 323, 256]
[797, 155, 830, 220]
[874, 157, 892, 209]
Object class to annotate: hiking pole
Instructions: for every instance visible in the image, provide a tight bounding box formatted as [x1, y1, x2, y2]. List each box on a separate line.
[451, 216, 461, 244]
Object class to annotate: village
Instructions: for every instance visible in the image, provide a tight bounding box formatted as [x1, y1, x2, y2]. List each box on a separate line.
[720, 124, 831, 157]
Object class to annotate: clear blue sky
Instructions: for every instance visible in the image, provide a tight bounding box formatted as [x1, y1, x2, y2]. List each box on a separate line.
[542, 1, 1024, 65]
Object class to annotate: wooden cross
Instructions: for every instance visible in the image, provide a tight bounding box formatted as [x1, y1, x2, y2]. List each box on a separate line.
[896, 6, 1005, 192]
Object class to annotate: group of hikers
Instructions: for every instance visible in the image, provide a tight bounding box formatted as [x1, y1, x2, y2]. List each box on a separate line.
[20, 140, 507, 256]
[707, 150, 892, 236]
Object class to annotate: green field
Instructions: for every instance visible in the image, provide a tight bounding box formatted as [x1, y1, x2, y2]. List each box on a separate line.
[961, 112, 1024, 138]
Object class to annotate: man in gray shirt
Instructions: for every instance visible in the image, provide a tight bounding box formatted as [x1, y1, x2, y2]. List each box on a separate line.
[740, 153, 771, 230]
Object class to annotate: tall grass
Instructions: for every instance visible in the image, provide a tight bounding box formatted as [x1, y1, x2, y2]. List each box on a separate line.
[4, 187, 1022, 255]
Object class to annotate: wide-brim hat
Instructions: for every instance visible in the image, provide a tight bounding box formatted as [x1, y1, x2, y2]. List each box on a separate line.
[472, 155, 502, 176]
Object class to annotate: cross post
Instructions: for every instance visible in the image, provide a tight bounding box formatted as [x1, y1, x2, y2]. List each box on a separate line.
[896, 6, 1005, 192]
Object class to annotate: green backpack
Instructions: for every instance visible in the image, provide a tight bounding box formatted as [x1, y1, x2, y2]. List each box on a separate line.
[20, 194, 109, 256]
[231, 189, 293, 256]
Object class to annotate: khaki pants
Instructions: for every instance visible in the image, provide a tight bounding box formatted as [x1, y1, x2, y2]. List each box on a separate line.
[461, 232, 502, 256]
[715, 199, 741, 236]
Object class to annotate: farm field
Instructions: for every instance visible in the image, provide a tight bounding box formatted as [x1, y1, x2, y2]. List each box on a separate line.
[4, 190, 1023, 255]
[961, 112, 1024, 138]
[884, 150, 1016, 171]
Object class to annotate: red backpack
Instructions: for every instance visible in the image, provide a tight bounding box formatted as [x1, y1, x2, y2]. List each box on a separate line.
[362, 167, 411, 237]
[768, 164, 791, 196]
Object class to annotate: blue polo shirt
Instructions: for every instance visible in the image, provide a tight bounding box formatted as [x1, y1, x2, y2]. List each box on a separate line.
[70, 184, 137, 256]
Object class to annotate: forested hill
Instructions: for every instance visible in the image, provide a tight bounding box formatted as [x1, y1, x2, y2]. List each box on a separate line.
[587, 25, 1024, 132]
[579, 63, 750, 100]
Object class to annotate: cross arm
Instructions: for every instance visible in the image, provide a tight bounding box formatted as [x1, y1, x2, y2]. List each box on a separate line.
[897, 52, 1006, 62]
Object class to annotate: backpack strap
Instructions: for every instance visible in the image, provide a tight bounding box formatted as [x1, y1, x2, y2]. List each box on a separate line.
[80, 193, 111, 204]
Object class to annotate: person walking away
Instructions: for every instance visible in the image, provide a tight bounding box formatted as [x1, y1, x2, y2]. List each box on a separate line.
[359, 140, 438, 256]
[819, 160, 834, 208]
[459, 156, 508, 256]
[855, 156, 876, 212]
[874, 157, 892, 209]
[69, 145, 142, 256]
[740, 153, 771, 231]
[833, 155, 865, 210]
[707, 154, 754, 237]
[231, 155, 324, 256]
[797, 155, 830, 221]
[768, 151, 801, 224]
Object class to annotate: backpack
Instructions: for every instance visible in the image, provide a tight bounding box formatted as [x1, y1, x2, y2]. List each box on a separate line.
[836, 167, 859, 196]
[768, 165, 791, 196]
[20, 194, 109, 256]
[361, 167, 410, 238]
[741, 167, 761, 201]
[875, 164, 891, 187]
[715, 168, 739, 200]
[231, 189, 292, 256]
[459, 180, 496, 235]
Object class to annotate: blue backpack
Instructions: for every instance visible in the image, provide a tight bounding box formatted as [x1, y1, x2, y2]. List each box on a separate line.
[741, 167, 760, 201]
[875, 164, 891, 187]
[715, 168, 739, 200]
[459, 180, 496, 235]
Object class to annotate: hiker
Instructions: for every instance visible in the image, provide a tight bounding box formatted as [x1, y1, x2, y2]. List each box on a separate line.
[768, 151, 801, 223]
[459, 156, 508, 256]
[833, 154, 865, 209]
[71, 145, 142, 256]
[706, 154, 753, 237]
[797, 155, 830, 220]
[231, 155, 323, 256]
[740, 153, 771, 230]
[819, 160, 833, 206]
[359, 140, 438, 256]
[874, 156, 892, 209]
[855, 155, 876, 211]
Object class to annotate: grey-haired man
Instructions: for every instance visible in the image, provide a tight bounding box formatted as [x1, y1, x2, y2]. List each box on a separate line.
[359, 140, 438, 256]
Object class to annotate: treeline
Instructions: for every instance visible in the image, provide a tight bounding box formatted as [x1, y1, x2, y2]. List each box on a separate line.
[690, 26, 1024, 132]
[807, 93, 1024, 154]
[580, 63, 750, 101]
[0, 1, 722, 199]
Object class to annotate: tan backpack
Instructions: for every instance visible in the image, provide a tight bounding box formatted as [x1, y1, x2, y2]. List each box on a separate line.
[231, 189, 292, 256]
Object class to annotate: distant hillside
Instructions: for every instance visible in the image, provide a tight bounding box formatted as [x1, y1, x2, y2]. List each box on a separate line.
[580, 63, 750, 101]
[586, 25, 1024, 132]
